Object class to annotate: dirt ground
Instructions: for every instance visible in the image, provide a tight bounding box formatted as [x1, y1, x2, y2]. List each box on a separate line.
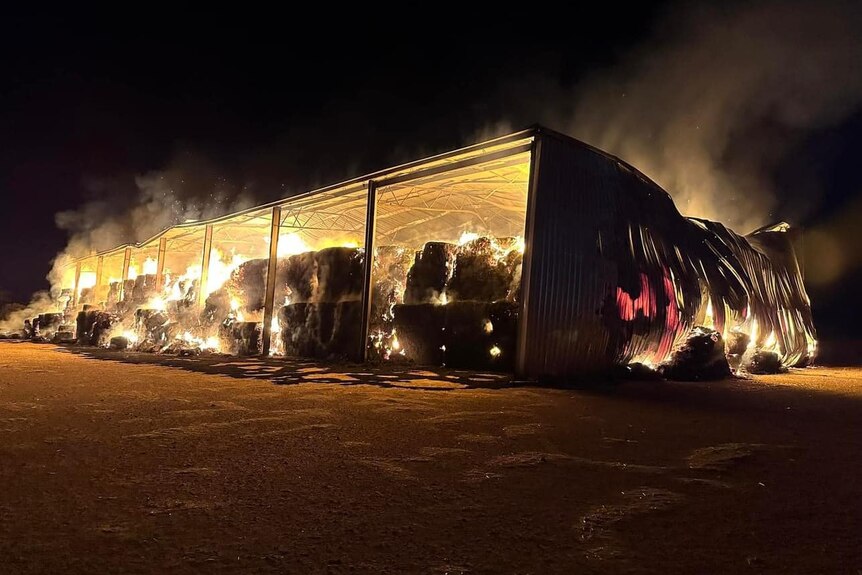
[0, 342, 860, 574]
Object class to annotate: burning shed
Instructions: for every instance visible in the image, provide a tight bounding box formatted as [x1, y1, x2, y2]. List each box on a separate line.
[51, 126, 815, 378]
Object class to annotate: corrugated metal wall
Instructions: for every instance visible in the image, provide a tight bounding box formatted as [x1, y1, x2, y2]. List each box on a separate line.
[519, 131, 816, 378]
[519, 134, 623, 376]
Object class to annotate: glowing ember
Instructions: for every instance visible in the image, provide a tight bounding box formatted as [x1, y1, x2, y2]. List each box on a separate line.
[489, 345, 502, 358]
[483, 320, 494, 334]
[122, 330, 139, 344]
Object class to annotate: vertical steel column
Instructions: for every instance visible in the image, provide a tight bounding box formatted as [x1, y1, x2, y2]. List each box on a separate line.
[515, 136, 543, 377]
[261, 206, 282, 356]
[155, 237, 167, 291]
[358, 180, 378, 362]
[72, 261, 82, 308]
[94, 256, 104, 306]
[198, 224, 214, 308]
[120, 247, 132, 302]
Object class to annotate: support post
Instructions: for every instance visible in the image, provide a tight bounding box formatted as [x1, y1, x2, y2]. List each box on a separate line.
[358, 180, 378, 362]
[515, 136, 542, 378]
[155, 237, 167, 291]
[198, 224, 214, 308]
[94, 256, 104, 306]
[120, 247, 132, 302]
[261, 206, 282, 356]
[72, 261, 82, 308]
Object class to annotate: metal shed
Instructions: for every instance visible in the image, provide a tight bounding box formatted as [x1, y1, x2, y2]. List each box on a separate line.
[62, 126, 816, 377]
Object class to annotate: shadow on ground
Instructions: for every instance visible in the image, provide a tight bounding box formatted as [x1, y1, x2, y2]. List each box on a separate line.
[58, 344, 516, 391]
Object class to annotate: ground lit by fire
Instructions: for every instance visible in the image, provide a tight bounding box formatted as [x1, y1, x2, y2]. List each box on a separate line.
[0, 342, 859, 573]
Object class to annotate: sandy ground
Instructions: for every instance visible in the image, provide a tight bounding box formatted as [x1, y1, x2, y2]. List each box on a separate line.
[0, 342, 860, 574]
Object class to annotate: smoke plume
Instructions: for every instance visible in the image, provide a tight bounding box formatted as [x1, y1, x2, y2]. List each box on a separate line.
[567, 0, 862, 232]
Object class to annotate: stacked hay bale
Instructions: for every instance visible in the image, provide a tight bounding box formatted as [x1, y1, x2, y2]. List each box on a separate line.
[278, 247, 364, 360]
[392, 236, 522, 371]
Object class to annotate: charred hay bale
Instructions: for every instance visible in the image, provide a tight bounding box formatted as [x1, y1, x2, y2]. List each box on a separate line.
[135, 308, 169, 345]
[279, 303, 315, 357]
[393, 303, 446, 365]
[447, 237, 511, 303]
[660, 327, 731, 381]
[747, 350, 784, 374]
[78, 287, 95, 305]
[51, 329, 76, 344]
[90, 312, 121, 348]
[122, 279, 136, 302]
[404, 242, 456, 304]
[503, 249, 523, 302]
[315, 301, 361, 359]
[227, 258, 268, 312]
[725, 330, 750, 371]
[132, 274, 157, 303]
[109, 336, 130, 350]
[316, 247, 364, 302]
[106, 281, 123, 306]
[75, 310, 100, 345]
[371, 246, 413, 324]
[283, 252, 318, 303]
[442, 301, 517, 371]
[232, 321, 262, 356]
[203, 288, 231, 325]
[38, 313, 63, 332]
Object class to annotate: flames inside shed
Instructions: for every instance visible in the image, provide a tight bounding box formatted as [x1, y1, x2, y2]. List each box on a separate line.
[5, 129, 817, 378]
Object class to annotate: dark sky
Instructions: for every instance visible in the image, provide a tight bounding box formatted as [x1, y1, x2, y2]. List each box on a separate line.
[2, 4, 861, 338]
[0, 7, 669, 301]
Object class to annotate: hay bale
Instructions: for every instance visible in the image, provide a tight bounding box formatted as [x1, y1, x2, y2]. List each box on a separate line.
[660, 327, 731, 381]
[447, 237, 511, 303]
[226, 259, 268, 312]
[90, 312, 121, 347]
[316, 247, 364, 302]
[109, 336, 130, 350]
[131, 274, 157, 303]
[404, 242, 456, 304]
[392, 303, 446, 365]
[282, 252, 318, 303]
[747, 350, 783, 374]
[75, 310, 100, 345]
[442, 301, 517, 371]
[279, 303, 314, 357]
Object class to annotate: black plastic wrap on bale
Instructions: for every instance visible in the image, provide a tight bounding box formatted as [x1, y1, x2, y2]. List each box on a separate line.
[219, 320, 262, 356]
[404, 242, 456, 304]
[279, 301, 361, 359]
[447, 238, 521, 303]
[660, 327, 731, 381]
[88, 311, 121, 347]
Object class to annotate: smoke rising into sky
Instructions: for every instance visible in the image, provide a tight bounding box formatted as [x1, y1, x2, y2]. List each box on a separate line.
[565, 0, 862, 232]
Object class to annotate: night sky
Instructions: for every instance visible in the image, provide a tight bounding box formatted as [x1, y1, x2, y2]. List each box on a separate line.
[2, 3, 861, 340]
